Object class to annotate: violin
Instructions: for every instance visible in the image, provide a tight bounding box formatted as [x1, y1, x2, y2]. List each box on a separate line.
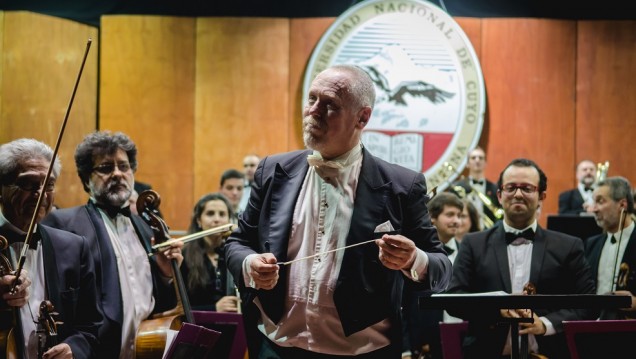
[0, 236, 18, 359]
[36, 300, 60, 359]
[134, 190, 193, 359]
[518, 283, 548, 359]
[617, 263, 630, 291]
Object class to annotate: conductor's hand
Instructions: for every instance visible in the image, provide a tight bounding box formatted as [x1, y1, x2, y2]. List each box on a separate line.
[1, 270, 31, 307]
[43, 343, 72, 359]
[376, 234, 417, 271]
[152, 237, 184, 278]
[248, 253, 279, 290]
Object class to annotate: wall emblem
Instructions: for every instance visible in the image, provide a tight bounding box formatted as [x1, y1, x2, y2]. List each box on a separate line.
[303, 0, 486, 190]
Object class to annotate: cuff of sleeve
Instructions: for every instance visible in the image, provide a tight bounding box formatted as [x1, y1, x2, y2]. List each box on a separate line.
[540, 316, 555, 336]
[401, 248, 429, 282]
[243, 254, 259, 288]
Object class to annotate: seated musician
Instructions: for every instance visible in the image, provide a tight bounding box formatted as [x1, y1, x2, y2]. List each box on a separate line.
[42, 131, 183, 359]
[0, 138, 102, 358]
[585, 176, 636, 318]
[447, 158, 597, 358]
[181, 192, 239, 312]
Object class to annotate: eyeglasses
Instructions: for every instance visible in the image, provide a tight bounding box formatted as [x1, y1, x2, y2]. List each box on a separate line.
[93, 162, 132, 175]
[501, 183, 538, 195]
[470, 155, 485, 160]
[6, 180, 55, 193]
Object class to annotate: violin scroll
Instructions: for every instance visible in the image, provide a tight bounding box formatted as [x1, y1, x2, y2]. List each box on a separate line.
[36, 300, 61, 358]
[0, 236, 12, 277]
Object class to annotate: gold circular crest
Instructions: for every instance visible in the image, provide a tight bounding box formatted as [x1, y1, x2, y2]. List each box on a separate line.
[303, 0, 486, 191]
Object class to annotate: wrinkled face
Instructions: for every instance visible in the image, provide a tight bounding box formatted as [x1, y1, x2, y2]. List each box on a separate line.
[243, 155, 259, 183]
[467, 148, 486, 174]
[220, 178, 244, 209]
[197, 199, 230, 231]
[1, 157, 56, 231]
[456, 205, 472, 238]
[88, 148, 134, 208]
[576, 161, 596, 187]
[497, 165, 544, 228]
[592, 185, 625, 233]
[302, 69, 368, 160]
[432, 205, 461, 242]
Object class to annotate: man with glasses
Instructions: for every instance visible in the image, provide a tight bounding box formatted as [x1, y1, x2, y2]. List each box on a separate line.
[0, 138, 102, 358]
[447, 158, 596, 358]
[43, 131, 183, 359]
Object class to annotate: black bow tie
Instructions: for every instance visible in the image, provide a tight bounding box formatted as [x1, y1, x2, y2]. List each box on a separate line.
[472, 179, 484, 185]
[505, 228, 535, 245]
[584, 187, 593, 192]
[443, 244, 455, 255]
[0, 227, 41, 249]
[96, 203, 132, 219]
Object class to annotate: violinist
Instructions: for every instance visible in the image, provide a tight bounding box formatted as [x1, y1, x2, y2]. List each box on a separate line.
[447, 158, 596, 359]
[0, 138, 102, 358]
[585, 176, 636, 318]
[181, 193, 239, 312]
[42, 131, 183, 359]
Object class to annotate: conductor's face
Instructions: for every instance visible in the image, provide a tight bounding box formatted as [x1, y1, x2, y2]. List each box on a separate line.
[88, 148, 134, 208]
[302, 68, 368, 160]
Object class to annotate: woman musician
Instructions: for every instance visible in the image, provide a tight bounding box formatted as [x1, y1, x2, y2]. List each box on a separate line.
[181, 193, 240, 313]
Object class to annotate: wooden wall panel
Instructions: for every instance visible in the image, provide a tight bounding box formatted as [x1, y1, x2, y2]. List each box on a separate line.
[194, 18, 289, 204]
[0, 11, 98, 209]
[480, 19, 577, 222]
[100, 16, 196, 230]
[576, 21, 636, 183]
[288, 17, 335, 152]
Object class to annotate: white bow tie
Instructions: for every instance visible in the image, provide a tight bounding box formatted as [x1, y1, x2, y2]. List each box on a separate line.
[307, 154, 344, 170]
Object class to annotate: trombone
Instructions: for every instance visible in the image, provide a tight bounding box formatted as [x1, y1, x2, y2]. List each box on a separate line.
[596, 161, 610, 183]
[452, 183, 503, 229]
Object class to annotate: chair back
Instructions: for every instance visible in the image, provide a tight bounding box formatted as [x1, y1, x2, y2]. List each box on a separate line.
[563, 319, 636, 359]
[439, 321, 468, 359]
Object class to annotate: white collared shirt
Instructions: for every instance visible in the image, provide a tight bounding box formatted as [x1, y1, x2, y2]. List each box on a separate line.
[597, 222, 634, 294]
[97, 207, 155, 359]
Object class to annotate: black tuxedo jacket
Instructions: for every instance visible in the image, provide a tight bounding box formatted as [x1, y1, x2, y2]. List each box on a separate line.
[225, 148, 452, 348]
[451, 177, 501, 225]
[558, 188, 586, 215]
[585, 228, 636, 318]
[447, 225, 596, 358]
[43, 201, 177, 359]
[0, 223, 102, 359]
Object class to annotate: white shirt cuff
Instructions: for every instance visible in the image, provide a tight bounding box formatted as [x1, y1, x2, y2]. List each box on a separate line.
[242, 254, 259, 288]
[401, 248, 428, 282]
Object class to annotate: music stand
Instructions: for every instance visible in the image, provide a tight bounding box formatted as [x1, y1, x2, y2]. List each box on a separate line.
[192, 311, 248, 359]
[163, 323, 221, 359]
[420, 294, 631, 359]
[546, 214, 602, 240]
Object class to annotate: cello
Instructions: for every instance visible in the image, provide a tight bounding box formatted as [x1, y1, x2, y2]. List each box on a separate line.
[133, 190, 194, 359]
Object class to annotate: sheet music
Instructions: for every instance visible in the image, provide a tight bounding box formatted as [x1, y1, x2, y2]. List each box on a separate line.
[432, 291, 508, 297]
[161, 329, 179, 359]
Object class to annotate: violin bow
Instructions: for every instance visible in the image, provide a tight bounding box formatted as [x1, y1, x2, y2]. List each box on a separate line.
[10, 39, 92, 293]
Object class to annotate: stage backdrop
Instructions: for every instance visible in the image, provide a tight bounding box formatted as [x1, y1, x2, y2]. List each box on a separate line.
[1, 11, 635, 231]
